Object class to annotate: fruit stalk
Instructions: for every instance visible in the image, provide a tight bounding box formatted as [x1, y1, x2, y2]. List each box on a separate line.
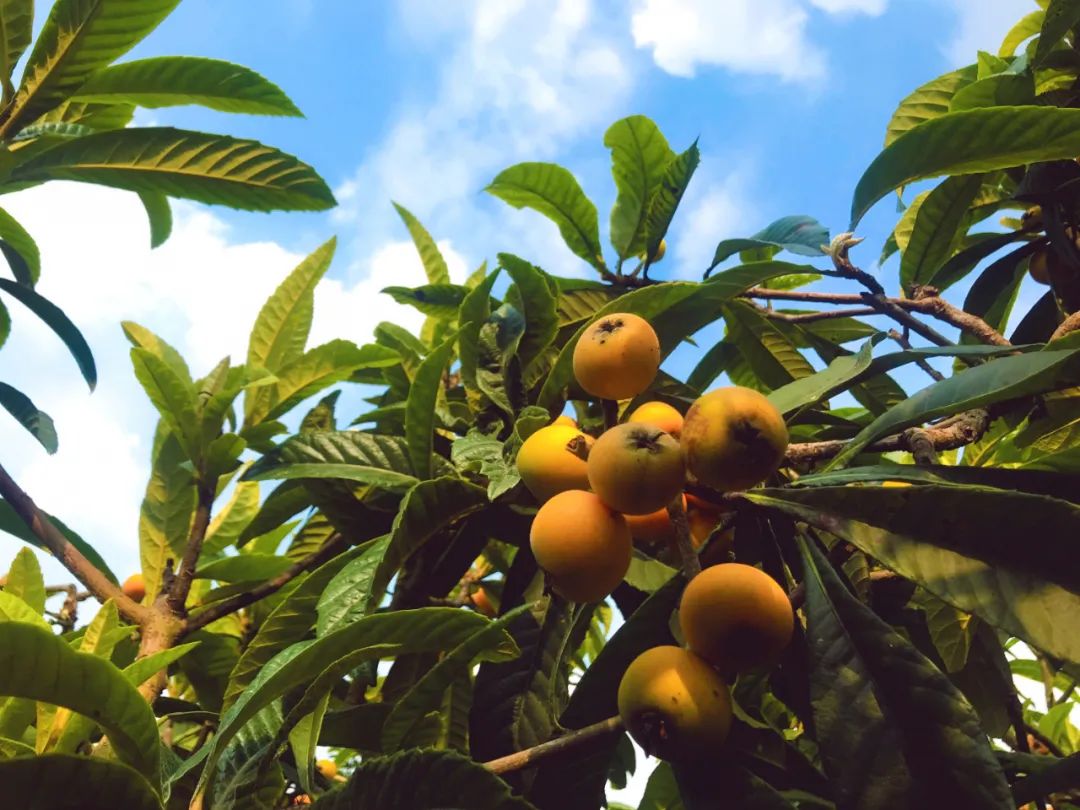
[666, 494, 701, 580]
[602, 398, 619, 431]
[482, 715, 624, 775]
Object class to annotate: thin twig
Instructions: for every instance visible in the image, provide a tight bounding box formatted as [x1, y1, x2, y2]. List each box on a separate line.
[666, 494, 701, 580]
[602, 399, 619, 431]
[168, 479, 217, 615]
[0, 461, 148, 623]
[753, 305, 881, 324]
[483, 716, 624, 775]
[182, 533, 347, 636]
[887, 329, 945, 382]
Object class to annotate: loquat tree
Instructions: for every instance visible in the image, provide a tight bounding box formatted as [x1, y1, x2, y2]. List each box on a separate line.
[1, 2, 1080, 809]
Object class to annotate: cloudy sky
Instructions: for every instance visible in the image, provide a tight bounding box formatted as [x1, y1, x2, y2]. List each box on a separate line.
[0, 0, 1037, 795]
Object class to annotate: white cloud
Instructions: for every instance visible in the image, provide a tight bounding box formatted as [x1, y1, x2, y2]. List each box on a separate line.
[333, 0, 634, 279]
[630, 0, 888, 82]
[809, 0, 886, 13]
[670, 168, 760, 279]
[942, 0, 1031, 66]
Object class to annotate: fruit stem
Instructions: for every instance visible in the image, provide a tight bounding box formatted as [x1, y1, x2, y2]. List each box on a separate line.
[602, 399, 619, 431]
[482, 715, 624, 775]
[667, 495, 702, 580]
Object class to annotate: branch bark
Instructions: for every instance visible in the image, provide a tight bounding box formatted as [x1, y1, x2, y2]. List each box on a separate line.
[1051, 310, 1080, 342]
[168, 479, 217, 615]
[908, 290, 1012, 347]
[182, 532, 347, 636]
[483, 715, 625, 775]
[666, 494, 701, 580]
[0, 462, 148, 624]
[783, 409, 989, 465]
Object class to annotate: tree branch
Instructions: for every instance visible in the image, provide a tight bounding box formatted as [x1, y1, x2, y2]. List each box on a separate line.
[888, 329, 945, 382]
[483, 715, 625, 775]
[181, 532, 347, 636]
[908, 289, 1012, 347]
[1051, 310, 1080, 342]
[753, 305, 881, 324]
[0, 461, 148, 624]
[903, 428, 939, 465]
[783, 409, 989, 465]
[168, 479, 217, 615]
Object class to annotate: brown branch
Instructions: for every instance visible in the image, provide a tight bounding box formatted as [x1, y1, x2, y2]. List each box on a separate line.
[783, 409, 989, 465]
[181, 532, 347, 636]
[0, 462, 148, 624]
[666, 494, 701, 580]
[903, 428, 939, 465]
[908, 289, 1012, 347]
[754, 305, 881, 324]
[602, 399, 619, 431]
[1051, 310, 1080, 342]
[743, 288, 871, 305]
[483, 716, 624, 775]
[168, 479, 217, 615]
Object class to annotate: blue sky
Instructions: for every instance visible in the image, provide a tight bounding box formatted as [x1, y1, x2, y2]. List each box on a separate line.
[0, 0, 1043, 799]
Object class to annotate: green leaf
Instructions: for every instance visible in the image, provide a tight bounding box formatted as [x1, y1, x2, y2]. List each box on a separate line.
[828, 346, 1080, 467]
[382, 606, 523, 750]
[130, 347, 200, 460]
[624, 551, 678, 594]
[0, 300, 9, 349]
[138, 429, 194, 602]
[0, 499, 117, 584]
[4, 0, 180, 133]
[916, 591, 975, 673]
[1035, 0, 1080, 64]
[137, 190, 171, 249]
[197, 608, 496, 795]
[12, 127, 336, 212]
[0, 622, 159, 781]
[0, 278, 94, 389]
[315, 536, 389, 637]
[237, 481, 310, 547]
[393, 202, 450, 284]
[243, 430, 422, 495]
[999, 10, 1045, 57]
[28, 99, 132, 130]
[642, 140, 700, 264]
[0, 754, 159, 810]
[722, 301, 815, 390]
[120, 320, 191, 382]
[220, 542, 365, 711]
[382, 284, 465, 319]
[203, 481, 260, 556]
[604, 115, 675, 260]
[930, 230, 1026, 291]
[71, 55, 301, 115]
[4, 547, 44, 614]
[373, 477, 488, 600]
[752, 489, 1080, 662]
[244, 238, 336, 423]
[0, 0, 32, 98]
[885, 65, 977, 146]
[290, 689, 331, 797]
[0, 206, 38, 283]
[949, 73, 1035, 111]
[309, 749, 536, 810]
[254, 340, 398, 425]
[0, 382, 56, 452]
[708, 215, 828, 273]
[0, 590, 49, 628]
[768, 338, 880, 415]
[487, 162, 605, 273]
[499, 253, 558, 371]
[899, 174, 984, 290]
[405, 331, 458, 480]
[853, 107, 1080, 227]
[798, 536, 1013, 809]
[457, 268, 500, 399]
[195, 554, 292, 583]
